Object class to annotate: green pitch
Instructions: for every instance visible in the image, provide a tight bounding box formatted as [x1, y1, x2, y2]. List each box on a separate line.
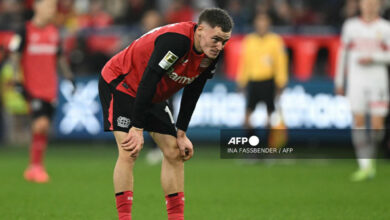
[1, 142, 390, 220]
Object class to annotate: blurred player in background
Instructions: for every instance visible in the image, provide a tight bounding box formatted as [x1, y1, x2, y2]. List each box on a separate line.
[99, 8, 233, 220]
[236, 13, 288, 136]
[8, 0, 74, 183]
[335, 0, 390, 181]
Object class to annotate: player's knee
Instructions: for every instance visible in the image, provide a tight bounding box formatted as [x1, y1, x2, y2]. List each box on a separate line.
[118, 152, 137, 164]
[32, 117, 50, 134]
[162, 142, 181, 162]
[353, 116, 365, 128]
[371, 120, 384, 130]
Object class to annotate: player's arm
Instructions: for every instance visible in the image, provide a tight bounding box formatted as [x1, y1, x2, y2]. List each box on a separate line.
[8, 28, 25, 83]
[57, 42, 75, 86]
[8, 28, 28, 97]
[369, 27, 390, 64]
[121, 33, 190, 155]
[274, 36, 288, 95]
[335, 21, 350, 96]
[236, 37, 250, 89]
[175, 57, 219, 160]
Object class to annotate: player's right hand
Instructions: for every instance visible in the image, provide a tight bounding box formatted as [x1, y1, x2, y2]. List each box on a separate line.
[121, 127, 144, 158]
[176, 130, 194, 161]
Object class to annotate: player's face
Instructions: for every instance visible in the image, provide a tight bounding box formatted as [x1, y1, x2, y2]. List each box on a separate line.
[198, 23, 231, 59]
[254, 14, 270, 35]
[35, 0, 57, 23]
[360, 0, 380, 17]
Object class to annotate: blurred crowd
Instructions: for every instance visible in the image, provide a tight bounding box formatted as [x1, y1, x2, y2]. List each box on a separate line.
[1, 0, 390, 76]
[2, 0, 390, 32]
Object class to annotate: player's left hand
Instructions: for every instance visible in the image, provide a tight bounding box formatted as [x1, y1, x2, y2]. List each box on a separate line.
[359, 57, 374, 65]
[176, 131, 194, 161]
[121, 127, 144, 158]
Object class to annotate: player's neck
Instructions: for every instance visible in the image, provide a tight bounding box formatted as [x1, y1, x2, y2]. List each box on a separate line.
[256, 31, 268, 37]
[193, 32, 203, 54]
[361, 14, 379, 23]
[32, 17, 50, 28]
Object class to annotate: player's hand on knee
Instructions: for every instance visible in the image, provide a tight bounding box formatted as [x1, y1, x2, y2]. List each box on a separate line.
[121, 127, 144, 156]
[177, 130, 194, 161]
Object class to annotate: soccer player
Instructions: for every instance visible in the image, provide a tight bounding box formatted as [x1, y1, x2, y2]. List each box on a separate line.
[99, 8, 233, 220]
[8, 0, 74, 183]
[335, 0, 390, 181]
[236, 13, 288, 132]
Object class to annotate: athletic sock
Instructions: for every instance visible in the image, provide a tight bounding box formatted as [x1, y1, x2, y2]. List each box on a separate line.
[352, 127, 373, 170]
[165, 192, 184, 220]
[30, 133, 48, 166]
[115, 191, 133, 220]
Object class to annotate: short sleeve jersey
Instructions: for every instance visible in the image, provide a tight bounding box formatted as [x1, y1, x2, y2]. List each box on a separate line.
[11, 21, 60, 102]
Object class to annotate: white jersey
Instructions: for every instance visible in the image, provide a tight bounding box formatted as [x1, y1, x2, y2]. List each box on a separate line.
[335, 17, 390, 115]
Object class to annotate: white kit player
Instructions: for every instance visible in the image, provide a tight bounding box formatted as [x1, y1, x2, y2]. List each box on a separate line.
[335, 0, 390, 181]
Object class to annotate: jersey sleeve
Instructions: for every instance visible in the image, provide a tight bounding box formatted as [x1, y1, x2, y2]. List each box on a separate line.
[175, 55, 221, 131]
[335, 20, 351, 89]
[371, 22, 390, 64]
[175, 71, 209, 131]
[273, 36, 288, 88]
[131, 32, 191, 129]
[57, 38, 64, 56]
[236, 36, 250, 88]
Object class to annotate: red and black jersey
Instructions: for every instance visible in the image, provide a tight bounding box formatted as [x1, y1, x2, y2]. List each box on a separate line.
[12, 21, 61, 102]
[102, 22, 214, 102]
[101, 21, 219, 130]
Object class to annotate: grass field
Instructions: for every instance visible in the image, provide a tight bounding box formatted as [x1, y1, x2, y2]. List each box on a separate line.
[1, 142, 390, 220]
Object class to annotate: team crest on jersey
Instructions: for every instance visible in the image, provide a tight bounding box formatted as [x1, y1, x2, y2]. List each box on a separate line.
[159, 51, 179, 70]
[117, 116, 131, 128]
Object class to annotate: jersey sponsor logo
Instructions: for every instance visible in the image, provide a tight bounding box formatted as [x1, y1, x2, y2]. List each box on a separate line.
[117, 116, 131, 128]
[27, 44, 57, 54]
[167, 71, 199, 84]
[159, 51, 179, 70]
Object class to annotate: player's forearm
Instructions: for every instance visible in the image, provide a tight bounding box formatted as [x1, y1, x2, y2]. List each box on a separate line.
[9, 52, 21, 81]
[132, 66, 163, 129]
[176, 74, 207, 131]
[335, 47, 347, 89]
[58, 55, 74, 80]
[371, 52, 390, 64]
[177, 129, 186, 138]
[275, 57, 288, 88]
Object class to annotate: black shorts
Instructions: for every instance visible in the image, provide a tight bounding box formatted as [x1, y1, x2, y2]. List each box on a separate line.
[29, 98, 56, 119]
[246, 79, 275, 113]
[98, 76, 177, 137]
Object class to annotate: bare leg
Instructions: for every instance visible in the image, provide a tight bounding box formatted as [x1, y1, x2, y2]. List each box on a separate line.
[113, 131, 137, 193]
[150, 132, 184, 194]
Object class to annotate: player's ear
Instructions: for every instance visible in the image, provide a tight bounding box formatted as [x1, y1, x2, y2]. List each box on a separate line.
[197, 23, 204, 32]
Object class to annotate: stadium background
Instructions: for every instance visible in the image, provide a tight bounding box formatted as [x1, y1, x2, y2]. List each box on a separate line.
[1, 0, 390, 219]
